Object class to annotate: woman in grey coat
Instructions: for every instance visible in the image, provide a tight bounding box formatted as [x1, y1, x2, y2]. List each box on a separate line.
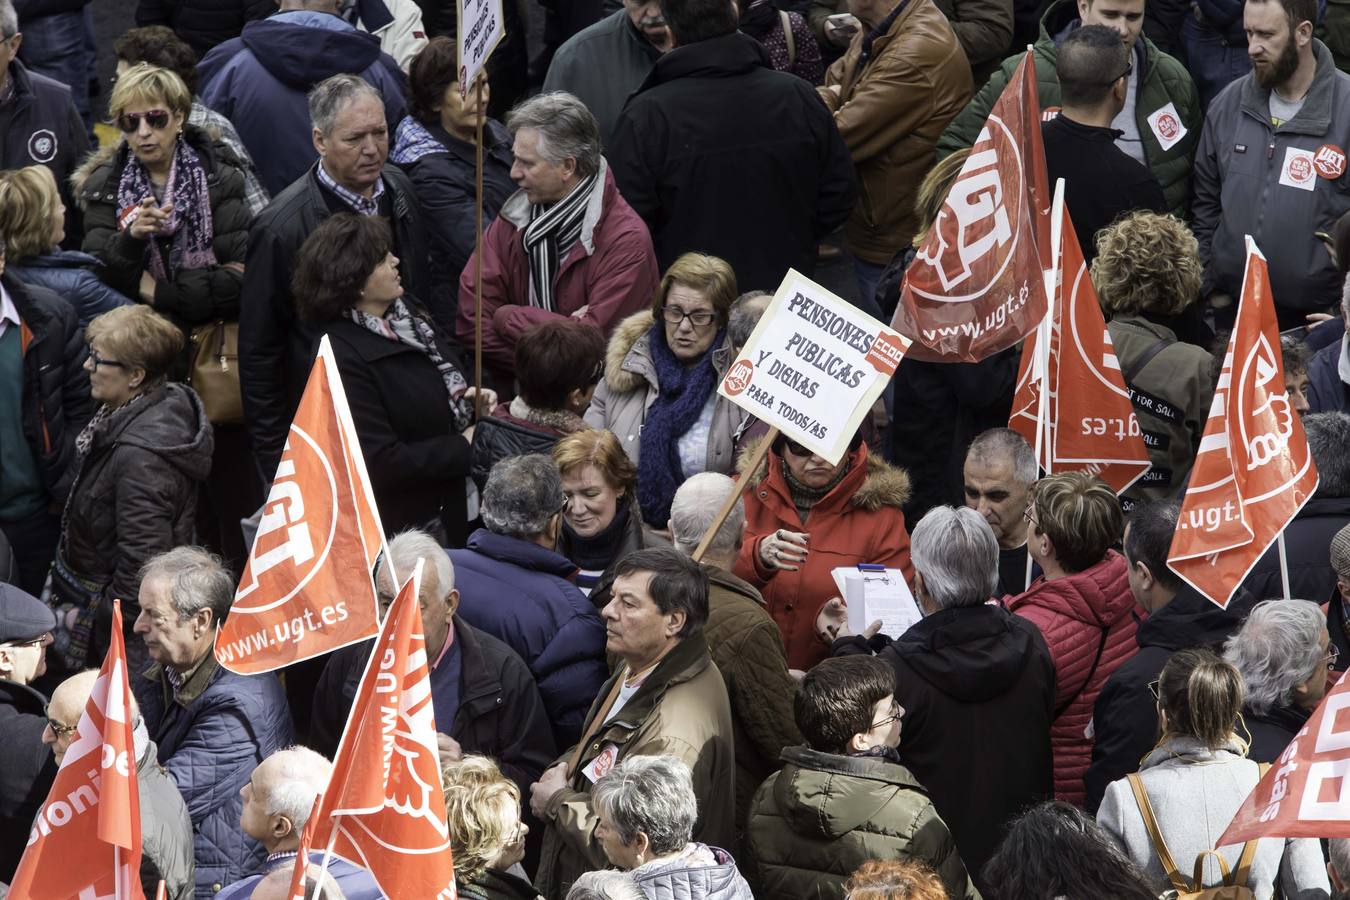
[1097, 649, 1330, 900]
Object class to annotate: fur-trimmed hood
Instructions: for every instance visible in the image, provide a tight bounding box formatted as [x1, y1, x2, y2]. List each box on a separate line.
[736, 434, 911, 512]
[601, 308, 736, 396]
[70, 123, 243, 210]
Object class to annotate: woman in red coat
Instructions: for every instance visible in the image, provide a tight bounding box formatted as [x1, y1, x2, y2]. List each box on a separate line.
[734, 432, 914, 671]
[1006, 471, 1139, 805]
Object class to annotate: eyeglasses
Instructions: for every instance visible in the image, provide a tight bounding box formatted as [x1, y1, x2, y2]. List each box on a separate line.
[1112, 62, 1133, 83]
[2, 633, 49, 650]
[781, 439, 814, 459]
[44, 709, 77, 738]
[86, 346, 128, 370]
[1022, 503, 1039, 528]
[661, 305, 716, 328]
[116, 109, 171, 133]
[871, 702, 903, 731]
[1147, 679, 1160, 702]
[1326, 645, 1341, 669]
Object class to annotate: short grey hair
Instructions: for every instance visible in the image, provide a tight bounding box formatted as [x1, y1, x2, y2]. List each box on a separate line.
[308, 74, 384, 135]
[670, 473, 744, 558]
[0, 0, 16, 38]
[263, 746, 333, 829]
[139, 547, 234, 625]
[728, 291, 771, 348]
[385, 529, 454, 595]
[1223, 599, 1327, 715]
[1305, 413, 1350, 499]
[967, 428, 1038, 486]
[591, 756, 698, 857]
[566, 871, 646, 900]
[910, 506, 999, 609]
[505, 92, 601, 179]
[481, 454, 565, 538]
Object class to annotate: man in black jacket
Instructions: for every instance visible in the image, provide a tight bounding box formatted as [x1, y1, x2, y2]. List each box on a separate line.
[606, 0, 855, 292]
[0, 582, 57, 883]
[1084, 499, 1258, 812]
[239, 73, 428, 482]
[833, 505, 1055, 895]
[0, 251, 91, 596]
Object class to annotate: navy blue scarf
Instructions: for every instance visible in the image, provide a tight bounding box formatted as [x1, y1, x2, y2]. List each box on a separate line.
[637, 322, 725, 528]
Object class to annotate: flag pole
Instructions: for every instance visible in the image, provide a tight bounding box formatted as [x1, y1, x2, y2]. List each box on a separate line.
[473, 72, 486, 420]
[1278, 531, 1293, 599]
[317, 821, 339, 889]
[1027, 179, 1066, 591]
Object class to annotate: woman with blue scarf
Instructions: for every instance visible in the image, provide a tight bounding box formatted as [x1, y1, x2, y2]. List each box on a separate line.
[585, 253, 748, 530]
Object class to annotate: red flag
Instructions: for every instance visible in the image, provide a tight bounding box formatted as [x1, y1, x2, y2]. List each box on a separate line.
[288, 795, 322, 900]
[1219, 668, 1350, 842]
[1008, 185, 1151, 493]
[894, 49, 1052, 363]
[313, 558, 457, 900]
[1168, 238, 1319, 607]
[10, 600, 144, 899]
[215, 335, 386, 674]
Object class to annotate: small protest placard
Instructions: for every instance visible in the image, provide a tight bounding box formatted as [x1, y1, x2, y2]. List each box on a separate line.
[457, 0, 503, 97]
[719, 269, 909, 465]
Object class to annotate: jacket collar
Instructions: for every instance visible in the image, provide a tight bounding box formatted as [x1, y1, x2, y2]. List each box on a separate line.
[2, 271, 56, 337]
[0, 677, 48, 715]
[1245, 701, 1311, 735]
[601, 634, 712, 730]
[706, 566, 764, 606]
[740, 438, 913, 516]
[634, 31, 770, 94]
[1240, 39, 1340, 134]
[602, 309, 738, 395]
[1141, 734, 1248, 769]
[429, 120, 512, 171]
[305, 161, 413, 222]
[465, 528, 580, 580]
[453, 615, 503, 710]
[780, 744, 927, 791]
[500, 158, 614, 259]
[73, 124, 225, 207]
[860, 0, 912, 63]
[144, 648, 221, 708]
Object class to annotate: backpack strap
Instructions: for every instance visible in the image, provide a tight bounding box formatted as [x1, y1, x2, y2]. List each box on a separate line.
[1128, 773, 1191, 894]
[1192, 849, 1233, 888]
[1123, 335, 1176, 387]
[780, 10, 796, 68]
[1228, 763, 1272, 886]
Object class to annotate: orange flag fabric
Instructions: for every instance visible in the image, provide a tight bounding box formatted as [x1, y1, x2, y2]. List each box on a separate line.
[216, 335, 386, 674]
[1008, 186, 1151, 493]
[10, 600, 144, 899]
[1167, 238, 1319, 608]
[1219, 668, 1350, 843]
[893, 49, 1052, 363]
[312, 558, 458, 900]
[288, 795, 322, 900]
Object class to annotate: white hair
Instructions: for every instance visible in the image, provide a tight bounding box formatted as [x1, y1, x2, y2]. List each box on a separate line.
[1223, 599, 1327, 715]
[0, 0, 15, 38]
[263, 746, 333, 830]
[591, 756, 697, 857]
[670, 473, 744, 558]
[386, 529, 455, 595]
[1330, 838, 1350, 887]
[967, 428, 1038, 486]
[910, 506, 999, 609]
[566, 871, 646, 900]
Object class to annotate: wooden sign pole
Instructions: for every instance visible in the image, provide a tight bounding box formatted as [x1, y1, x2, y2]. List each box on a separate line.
[473, 73, 486, 420]
[691, 427, 779, 563]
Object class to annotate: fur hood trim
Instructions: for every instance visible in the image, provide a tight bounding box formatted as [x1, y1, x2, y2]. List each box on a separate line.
[736, 434, 912, 511]
[603, 309, 659, 394]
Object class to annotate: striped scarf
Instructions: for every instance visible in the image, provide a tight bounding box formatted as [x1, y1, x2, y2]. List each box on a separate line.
[521, 172, 599, 313]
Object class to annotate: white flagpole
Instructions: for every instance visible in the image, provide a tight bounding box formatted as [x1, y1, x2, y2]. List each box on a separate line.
[1278, 531, 1293, 600]
[1027, 179, 1066, 591]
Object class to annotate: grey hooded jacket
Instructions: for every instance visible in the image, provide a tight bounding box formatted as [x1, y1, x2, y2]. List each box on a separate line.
[631, 843, 754, 900]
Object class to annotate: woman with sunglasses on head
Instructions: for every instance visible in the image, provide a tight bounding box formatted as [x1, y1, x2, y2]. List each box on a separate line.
[735, 425, 914, 671]
[586, 252, 748, 532]
[1097, 648, 1331, 899]
[52, 304, 212, 674]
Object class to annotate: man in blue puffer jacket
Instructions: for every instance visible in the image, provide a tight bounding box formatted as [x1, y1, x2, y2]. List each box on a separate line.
[453, 454, 608, 751]
[132, 547, 293, 899]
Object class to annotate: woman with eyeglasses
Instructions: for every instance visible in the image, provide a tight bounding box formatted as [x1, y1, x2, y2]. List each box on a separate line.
[1223, 599, 1338, 765]
[552, 428, 643, 604]
[442, 755, 539, 900]
[52, 304, 213, 673]
[585, 252, 749, 531]
[735, 426, 913, 671]
[1097, 648, 1331, 899]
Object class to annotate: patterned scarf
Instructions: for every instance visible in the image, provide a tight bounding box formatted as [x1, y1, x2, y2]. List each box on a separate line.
[784, 458, 851, 523]
[521, 172, 600, 313]
[116, 135, 217, 280]
[347, 297, 473, 431]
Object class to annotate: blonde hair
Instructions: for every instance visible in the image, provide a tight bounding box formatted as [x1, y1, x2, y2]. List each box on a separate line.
[1029, 471, 1123, 573]
[652, 253, 738, 326]
[1091, 212, 1203, 317]
[441, 756, 521, 882]
[0, 166, 60, 259]
[85, 305, 185, 381]
[912, 149, 969, 247]
[1159, 648, 1246, 751]
[108, 62, 192, 119]
[552, 428, 638, 495]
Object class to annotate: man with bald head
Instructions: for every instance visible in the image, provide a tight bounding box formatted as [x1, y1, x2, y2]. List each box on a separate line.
[215, 747, 377, 899]
[44, 669, 195, 899]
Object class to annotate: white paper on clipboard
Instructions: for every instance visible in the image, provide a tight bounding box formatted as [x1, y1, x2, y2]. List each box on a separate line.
[831, 567, 921, 639]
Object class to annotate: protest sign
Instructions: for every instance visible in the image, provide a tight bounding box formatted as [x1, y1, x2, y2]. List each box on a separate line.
[457, 0, 503, 97]
[894, 48, 1052, 363]
[719, 268, 909, 466]
[1168, 237, 1319, 608]
[215, 336, 386, 674]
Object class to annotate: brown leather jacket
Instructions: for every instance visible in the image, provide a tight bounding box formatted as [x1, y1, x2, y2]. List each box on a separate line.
[820, 0, 973, 263]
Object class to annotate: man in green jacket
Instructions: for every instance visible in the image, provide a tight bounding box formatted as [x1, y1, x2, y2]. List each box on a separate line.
[747, 655, 979, 900]
[937, 0, 1201, 217]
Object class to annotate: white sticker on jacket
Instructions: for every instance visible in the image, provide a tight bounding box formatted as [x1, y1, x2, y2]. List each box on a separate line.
[1146, 103, 1187, 152]
[582, 743, 621, 783]
[1280, 146, 1317, 191]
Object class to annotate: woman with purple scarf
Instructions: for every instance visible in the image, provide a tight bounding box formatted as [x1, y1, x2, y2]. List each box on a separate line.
[585, 253, 749, 531]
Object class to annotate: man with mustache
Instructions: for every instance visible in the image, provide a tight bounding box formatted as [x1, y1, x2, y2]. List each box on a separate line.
[543, 0, 672, 145]
[1192, 0, 1350, 331]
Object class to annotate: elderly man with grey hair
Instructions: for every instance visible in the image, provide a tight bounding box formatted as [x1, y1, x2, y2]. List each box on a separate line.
[1224, 599, 1335, 764]
[453, 454, 607, 749]
[240, 72, 427, 481]
[131, 546, 293, 898]
[456, 91, 658, 389]
[309, 528, 556, 802]
[963, 427, 1040, 595]
[831, 506, 1054, 894]
[669, 472, 801, 836]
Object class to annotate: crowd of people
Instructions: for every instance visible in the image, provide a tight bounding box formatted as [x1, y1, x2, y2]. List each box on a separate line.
[4, 0, 1350, 894]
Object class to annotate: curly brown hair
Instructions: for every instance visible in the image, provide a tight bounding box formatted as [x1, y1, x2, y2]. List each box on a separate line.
[845, 859, 950, 900]
[291, 213, 393, 324]
[1091, 211, 1203, 318]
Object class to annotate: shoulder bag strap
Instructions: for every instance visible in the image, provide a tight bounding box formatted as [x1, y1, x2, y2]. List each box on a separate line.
[1123, 335, 1176, 387]
[1229, 763, 1272, 886]
[780, 10, 796, 68]
[1053, 626, 1109, 719]
[1128, 773, 1191, 894]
